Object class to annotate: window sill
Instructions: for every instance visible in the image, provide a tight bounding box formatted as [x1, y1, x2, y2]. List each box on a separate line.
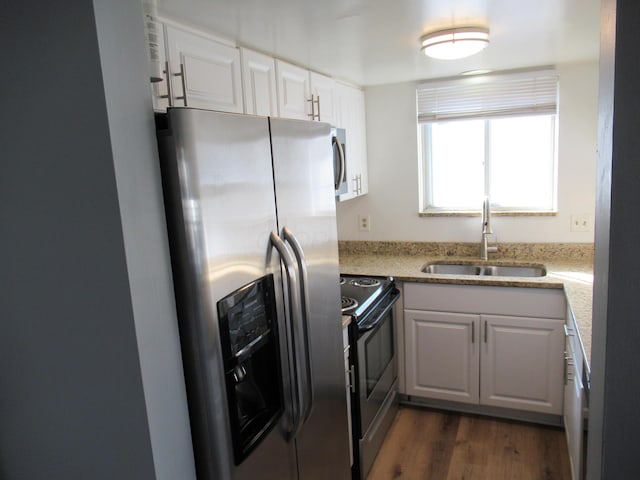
[419, 210, 558, 217]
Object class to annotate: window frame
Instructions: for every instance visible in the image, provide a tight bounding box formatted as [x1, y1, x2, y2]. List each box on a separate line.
[419, 113, 558, 215]
[416, 68, 559, 216]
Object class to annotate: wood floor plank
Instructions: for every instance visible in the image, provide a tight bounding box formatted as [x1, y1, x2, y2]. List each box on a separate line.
[366, 407, 459, 479]
[367, 406, 571, 480]
[446, 415, 492, 480]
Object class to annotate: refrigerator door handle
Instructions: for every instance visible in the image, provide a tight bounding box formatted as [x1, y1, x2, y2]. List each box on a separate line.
[282, 227, 314, 423]
[269, 231, 305, 440]
[332, 135, 345, 190]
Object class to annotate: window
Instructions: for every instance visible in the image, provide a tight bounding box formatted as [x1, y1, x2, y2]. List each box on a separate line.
[417, 70, 558, 213]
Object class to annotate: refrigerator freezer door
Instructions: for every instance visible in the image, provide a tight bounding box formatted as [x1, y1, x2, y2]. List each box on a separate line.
[158, 108, 296, 480]
[269, 118, 352, 480]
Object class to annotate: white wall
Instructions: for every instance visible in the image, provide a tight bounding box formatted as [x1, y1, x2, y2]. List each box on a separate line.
[336, 62, 598, 243]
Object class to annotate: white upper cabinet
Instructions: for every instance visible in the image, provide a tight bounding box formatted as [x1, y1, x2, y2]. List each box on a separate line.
[336, 82, 369, 200]
[147, 18, 365, 139]
[164, 25, 243, 113]
[309, 72, 336, 125]
[275, 60, 311, 120]
[240, 48, 278, 117]
[149, 21, 169, 113]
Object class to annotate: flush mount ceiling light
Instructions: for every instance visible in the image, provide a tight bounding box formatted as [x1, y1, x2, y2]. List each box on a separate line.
[421, 27, 490, 60]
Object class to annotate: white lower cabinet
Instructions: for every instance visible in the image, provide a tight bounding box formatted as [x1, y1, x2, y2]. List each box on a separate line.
[480, 314, 564, 414]
[564, 307, 586, 480]
[403, 282, 566, 416]
[405, 310, 479, 403]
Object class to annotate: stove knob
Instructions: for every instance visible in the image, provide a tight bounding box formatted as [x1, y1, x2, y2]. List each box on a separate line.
[232, 365, 247, 384]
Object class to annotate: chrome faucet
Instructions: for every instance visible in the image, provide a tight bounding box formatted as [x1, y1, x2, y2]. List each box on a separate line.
[480, 196, 498, 261]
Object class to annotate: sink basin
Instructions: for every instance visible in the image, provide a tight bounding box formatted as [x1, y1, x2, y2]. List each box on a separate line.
[421, 263, 546, 278]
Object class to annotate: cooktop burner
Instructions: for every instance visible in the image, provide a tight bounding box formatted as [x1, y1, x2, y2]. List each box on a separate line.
[340, 274, 395, 321]
[351, 278, 381, 288]
[341, 296, 358, 313]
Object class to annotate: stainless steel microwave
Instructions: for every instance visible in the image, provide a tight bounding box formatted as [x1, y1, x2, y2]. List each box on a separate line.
[332, 127, 347, 196]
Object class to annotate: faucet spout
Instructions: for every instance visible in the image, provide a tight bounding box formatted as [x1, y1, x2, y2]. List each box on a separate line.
[482, 196, 493, 234]
[480, 196, 498, 260]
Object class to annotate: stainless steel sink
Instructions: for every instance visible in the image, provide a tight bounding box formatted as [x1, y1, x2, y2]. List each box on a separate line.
[421, 263, 546, 277]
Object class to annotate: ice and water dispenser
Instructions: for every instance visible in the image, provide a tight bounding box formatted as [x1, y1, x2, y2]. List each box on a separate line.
[217, 274, 284, 465]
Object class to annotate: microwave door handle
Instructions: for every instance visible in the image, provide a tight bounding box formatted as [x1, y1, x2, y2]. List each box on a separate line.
[333, 135, 345, 190]
[269, 231, 304, 440]
[282, 227, 314, 422]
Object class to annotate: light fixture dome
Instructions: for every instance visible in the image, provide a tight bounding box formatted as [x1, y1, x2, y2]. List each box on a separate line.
[421, 27, 489, 60]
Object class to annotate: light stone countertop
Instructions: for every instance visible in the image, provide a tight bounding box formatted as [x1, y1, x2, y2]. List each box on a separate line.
[339, 249, 593, 371]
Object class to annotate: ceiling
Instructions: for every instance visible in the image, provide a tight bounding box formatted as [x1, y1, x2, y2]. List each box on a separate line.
[156, 0, 601, 86]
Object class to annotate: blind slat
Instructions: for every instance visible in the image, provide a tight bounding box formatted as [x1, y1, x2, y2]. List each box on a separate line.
[417, 69, 558, 122]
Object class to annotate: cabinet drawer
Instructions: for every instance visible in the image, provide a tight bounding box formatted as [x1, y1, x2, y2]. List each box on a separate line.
[404, 282, 565, 319]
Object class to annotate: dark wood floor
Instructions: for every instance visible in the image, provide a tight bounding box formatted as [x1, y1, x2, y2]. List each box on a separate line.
[367, 406, 571, 480]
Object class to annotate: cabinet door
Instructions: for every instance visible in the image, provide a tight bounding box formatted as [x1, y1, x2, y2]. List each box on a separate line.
[404, 309, 479, 404]
[564, 309, 585, 480]
[310, 72, 336, 125]
[350, 87, 368, 196]
[335, 83, 368, 201]
[241, 48, 278, 116]
[564, 359, 585, 480]
[165, 26, 243, 112]
[149, 21, 169, 112]
[275, 60, 310, 120]
[480, 314, 564, 415]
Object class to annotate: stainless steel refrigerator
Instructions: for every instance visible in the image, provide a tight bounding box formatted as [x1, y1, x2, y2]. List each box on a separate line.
[156, 107, 351, 480]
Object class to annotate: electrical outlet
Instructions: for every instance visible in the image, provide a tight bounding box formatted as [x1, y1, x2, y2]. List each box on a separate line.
[358, 214, 371, 232]
[570, 213, 593, 232]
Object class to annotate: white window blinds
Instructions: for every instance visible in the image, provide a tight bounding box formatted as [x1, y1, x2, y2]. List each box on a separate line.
[417, 69, 558, 123]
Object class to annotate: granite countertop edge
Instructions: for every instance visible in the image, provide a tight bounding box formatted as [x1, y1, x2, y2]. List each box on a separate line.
[339, 253, 593, 369]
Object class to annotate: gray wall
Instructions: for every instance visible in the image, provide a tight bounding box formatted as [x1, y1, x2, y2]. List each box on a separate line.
[0, 1, 195, 479]
[589, 0, 640, 477]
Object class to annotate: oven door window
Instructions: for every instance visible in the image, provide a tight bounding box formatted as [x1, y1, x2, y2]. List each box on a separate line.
[364, 312, 394, 397]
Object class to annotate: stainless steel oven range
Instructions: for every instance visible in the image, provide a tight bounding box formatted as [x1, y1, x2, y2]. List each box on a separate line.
[341, 274, 400, 480]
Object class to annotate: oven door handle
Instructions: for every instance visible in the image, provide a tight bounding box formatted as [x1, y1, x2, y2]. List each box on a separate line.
[358, 288, 400, 333]
[282, 227, 314, 424]
[269, 231, 305, 441]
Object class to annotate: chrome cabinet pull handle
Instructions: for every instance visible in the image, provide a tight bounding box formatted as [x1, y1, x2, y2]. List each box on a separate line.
[308, 95, 316, 119]
[174, 63, 188, 106]
[471, 322, 475, 344]
[307, 95, 320, 120]
[564, 351, 575, 384]
[160, 61, 173, 107]
[484, 320, 488, 343]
